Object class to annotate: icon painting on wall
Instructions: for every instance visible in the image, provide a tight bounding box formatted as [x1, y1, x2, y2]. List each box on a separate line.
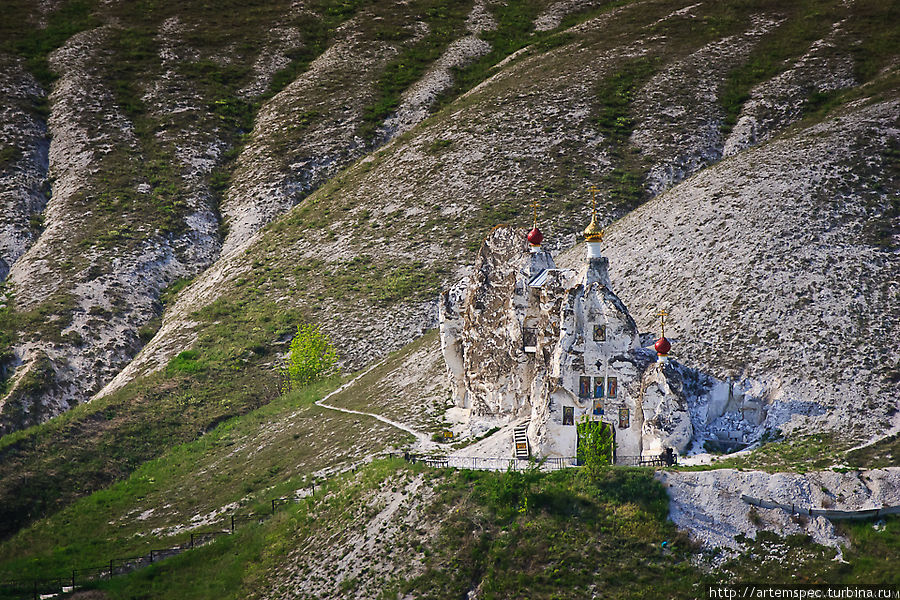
[579, 376, 591, 398]
[618, 407, 629, 429]
[607, 376, 618, 398]
[593, 399, 604, 416]
[563, 406, 574, 426]
[593, 324, 606, 341]
[593, 377, 604, 398]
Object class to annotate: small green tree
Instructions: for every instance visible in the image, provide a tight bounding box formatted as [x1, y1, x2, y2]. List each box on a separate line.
[577, 415, 614, 480]
[283, 323, 337, 392]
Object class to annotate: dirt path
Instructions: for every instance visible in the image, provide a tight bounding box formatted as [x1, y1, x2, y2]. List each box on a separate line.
[315, 362, 438, 450]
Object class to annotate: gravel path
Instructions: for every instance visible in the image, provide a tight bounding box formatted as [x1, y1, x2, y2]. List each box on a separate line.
[315, 363, 438, 450]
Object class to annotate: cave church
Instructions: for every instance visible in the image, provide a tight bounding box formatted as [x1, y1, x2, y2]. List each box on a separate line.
[439, 194, 693, 461]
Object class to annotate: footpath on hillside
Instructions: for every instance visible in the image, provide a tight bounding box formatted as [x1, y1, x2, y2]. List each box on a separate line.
[314, 361, 438, 450]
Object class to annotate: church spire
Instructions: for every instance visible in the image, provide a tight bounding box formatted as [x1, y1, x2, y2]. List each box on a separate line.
[583, 186, 604, 243]
[527, 199, 544, 250]
[654, 309, 671, 361]
[584, 187, 604, 259]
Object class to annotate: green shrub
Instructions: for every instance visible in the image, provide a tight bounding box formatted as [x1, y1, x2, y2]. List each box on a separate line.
[426, 139, 452, 154]
[18, 354, 55, 394]
[475, 462, 543, 521]
[0, 145, 22, 170]
[282, 324, 338, 391]
[27, 212, 44, 231]
[576, 416, 613, 480]
[137, 317, 162, 343]
[167, 350, 206, 374]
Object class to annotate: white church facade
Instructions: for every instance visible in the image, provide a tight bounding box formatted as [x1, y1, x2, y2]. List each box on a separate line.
[439, 204, 697, 462]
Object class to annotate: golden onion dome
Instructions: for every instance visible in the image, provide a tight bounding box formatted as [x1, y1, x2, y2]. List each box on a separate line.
[583, 213, 604, 243]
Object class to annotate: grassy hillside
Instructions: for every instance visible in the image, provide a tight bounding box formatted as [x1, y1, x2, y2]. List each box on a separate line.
[0, 379, 409, 584]
[0, 0, 897, 593]
[3, 0, 898, 431]
[1, 454, 897, 598]
[0, 333, 897, 598]
[0, 295, 312, 539]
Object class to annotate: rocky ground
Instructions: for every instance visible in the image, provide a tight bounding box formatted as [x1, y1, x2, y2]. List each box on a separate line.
[0, 0, 897, 575]
[604, 98, 899, 443]
[0, 56, 47, 282]
[659, 467, 900, 557]
[1, 0, 895, 441]
[261, 471, 440, 600]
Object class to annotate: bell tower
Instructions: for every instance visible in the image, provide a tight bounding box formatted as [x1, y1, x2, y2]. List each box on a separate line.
[582, 187, 611, 289]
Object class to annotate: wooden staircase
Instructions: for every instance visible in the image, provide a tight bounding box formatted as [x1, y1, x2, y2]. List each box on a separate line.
[514, 422, 530, 459]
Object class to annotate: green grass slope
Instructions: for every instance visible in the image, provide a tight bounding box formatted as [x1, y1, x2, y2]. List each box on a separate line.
[0, 0, 897, 574]
[0, 333, 896, 598]
[4, 457, 897, 599]
[0, 377, 409, 584]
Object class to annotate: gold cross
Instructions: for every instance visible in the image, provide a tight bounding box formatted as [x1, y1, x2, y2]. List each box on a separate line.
[654, 309, 669, 337]
[588, 186, 601, 213]
[531, 199, 540, 228]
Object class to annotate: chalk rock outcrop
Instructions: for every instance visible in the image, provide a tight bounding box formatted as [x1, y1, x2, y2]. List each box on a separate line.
[440, 225, 698, 459]
[660, 467, 900, 553]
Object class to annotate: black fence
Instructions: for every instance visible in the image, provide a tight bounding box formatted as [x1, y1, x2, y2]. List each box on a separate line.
[397, 453, 579, 472]
[0, 449, 683, 599]
[0, 576, 75, 599]
[615, 449, 677, 467]
[397, 451, 676, 472]
[0, 489, 319, 600]
[0, 539, 213, 599]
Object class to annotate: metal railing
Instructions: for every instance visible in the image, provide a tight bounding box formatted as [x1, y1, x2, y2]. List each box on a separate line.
[615, 456, 674, 467]
[399, 452, 677, 472]
[0, 450, 684, 599]
[400, 453, 578, 472]
[741, 495, 900, 520]
[0, 488, 322, 600]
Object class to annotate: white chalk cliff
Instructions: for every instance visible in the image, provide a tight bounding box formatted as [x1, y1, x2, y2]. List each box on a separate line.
[440, 220, 750, 460]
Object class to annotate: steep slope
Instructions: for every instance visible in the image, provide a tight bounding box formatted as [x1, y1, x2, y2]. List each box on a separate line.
[0, 379, 411, 589]
[2, 0, 893, 433]
[0, 0, 897, 547]
[604, 96, 899, 443]
[631, 13, 780, 195]
[322, 330, 451, 435]
[722, 18, 857, 156]
[102, 0, 898, 430]
[1, 23, 224, 428]
[3, 0, 629, 433]
[0, 57, 48, 283]
[0, 308, 895, 596]
[219, 0, 495, 256]
[0, 364, 894, 598]
[102, 0, 877, 391]
[0, 3, 279, 430]
[0, 0, 484, 431]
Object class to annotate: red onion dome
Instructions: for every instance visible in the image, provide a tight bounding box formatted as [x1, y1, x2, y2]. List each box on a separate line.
[654, 336, 671, 356]
[527, 227, 543, 246]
